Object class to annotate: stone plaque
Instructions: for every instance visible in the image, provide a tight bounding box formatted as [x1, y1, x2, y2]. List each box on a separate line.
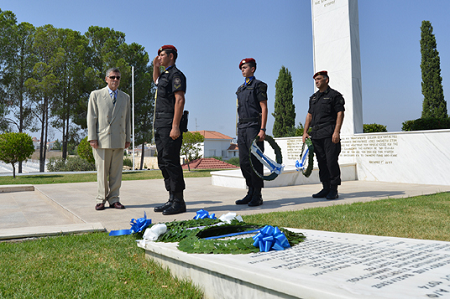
[143, 229, 450, 298]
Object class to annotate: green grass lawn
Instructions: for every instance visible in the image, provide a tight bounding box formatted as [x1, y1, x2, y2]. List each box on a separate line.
[1, 171, 449, 298]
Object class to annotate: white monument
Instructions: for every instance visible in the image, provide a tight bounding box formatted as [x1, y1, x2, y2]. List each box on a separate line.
[312, 0, 363, 135]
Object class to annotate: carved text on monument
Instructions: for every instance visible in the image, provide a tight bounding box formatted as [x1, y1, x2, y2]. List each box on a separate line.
[248, 235, 450, 297]
[341, 135, 398, 165]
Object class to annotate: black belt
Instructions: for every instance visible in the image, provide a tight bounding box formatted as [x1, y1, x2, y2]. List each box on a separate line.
[155, 112, 174, 119]
[311, 121, 334, 131]
[239, 117, 260, 123]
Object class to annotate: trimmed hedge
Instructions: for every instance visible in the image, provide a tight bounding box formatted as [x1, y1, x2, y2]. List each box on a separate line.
[402, 118, 450, 131]
[47, 156, 95, 172]
[363, 123, 387, 133]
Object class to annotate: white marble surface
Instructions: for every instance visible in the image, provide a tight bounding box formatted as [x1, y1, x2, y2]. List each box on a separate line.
[312, 0, 363, 135]
[211, 163, 356, 188]
[142, 229, 450, 299]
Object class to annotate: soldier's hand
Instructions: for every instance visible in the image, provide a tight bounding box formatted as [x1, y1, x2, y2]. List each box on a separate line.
[258, 130, 266, 142]
[125, 142, 131, 149]
[170, 127, 181, 140]
[153, 56, 161, 68]
[332, 132, 340, 144]
[302, 133, 309, 143]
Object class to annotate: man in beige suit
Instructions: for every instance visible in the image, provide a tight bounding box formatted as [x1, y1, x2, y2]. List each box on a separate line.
[87, 67, 131, 211]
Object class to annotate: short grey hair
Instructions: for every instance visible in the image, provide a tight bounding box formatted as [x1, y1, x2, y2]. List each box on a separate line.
[106, 68, 121, 77]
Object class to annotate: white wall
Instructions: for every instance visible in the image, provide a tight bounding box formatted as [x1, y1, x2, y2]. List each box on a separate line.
[203, 140, 233, 158]
[312, 0, 363, 135]
[268, 130, 450, 186]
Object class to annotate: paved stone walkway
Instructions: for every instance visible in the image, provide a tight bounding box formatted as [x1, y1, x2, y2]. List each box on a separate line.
[1, 177, 449, 240]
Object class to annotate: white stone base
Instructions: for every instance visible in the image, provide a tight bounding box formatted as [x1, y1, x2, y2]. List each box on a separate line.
[141, 229, 450, 299]
[211, 163, 357, 189]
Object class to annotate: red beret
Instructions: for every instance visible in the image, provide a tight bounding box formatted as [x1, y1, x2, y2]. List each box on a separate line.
[158, 45, 177, 55]
[313, 70, 328, 79]
[239, 58, 256, 69]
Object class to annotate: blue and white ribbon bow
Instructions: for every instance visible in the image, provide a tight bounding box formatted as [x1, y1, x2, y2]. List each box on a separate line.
[194, 209, 216, 220]
[251, 141, 284, 175]
[109, 212, 152, 236]
[252, 225, 290, 252]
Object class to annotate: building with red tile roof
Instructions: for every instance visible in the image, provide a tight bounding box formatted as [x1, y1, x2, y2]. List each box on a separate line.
[191, 130, 238, 160]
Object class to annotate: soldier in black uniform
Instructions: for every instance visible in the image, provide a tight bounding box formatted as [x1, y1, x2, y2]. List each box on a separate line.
[303, 70, 345, 200]
[152, 45, 187, 215]
[235, 58, 268, 207]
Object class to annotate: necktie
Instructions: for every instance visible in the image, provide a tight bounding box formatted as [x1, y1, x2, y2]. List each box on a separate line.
[112, 92, 116, 106]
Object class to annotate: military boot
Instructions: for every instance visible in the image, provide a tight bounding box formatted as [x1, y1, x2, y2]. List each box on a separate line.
[154, 191, 173, 212]
[163, 191, 186, 215]
[248, 188, 263, 207]
[236, 187, 254, 205]
[326, 185, 339, 200]
[312, 183, 330, 198]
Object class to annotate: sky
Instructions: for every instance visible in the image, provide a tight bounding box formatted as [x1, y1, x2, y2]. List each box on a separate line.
[2, 0, 450, 140]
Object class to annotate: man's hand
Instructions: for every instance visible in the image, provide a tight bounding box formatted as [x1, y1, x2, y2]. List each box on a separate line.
[302, 133, 310, 143]
[153, 56, 161, 68]
[170, 127, 181, 140]
[258, 130, 266, 142]
[89, 140, 98, 149]
[125, 142, 130, 149]
[332, 132, 340, 144]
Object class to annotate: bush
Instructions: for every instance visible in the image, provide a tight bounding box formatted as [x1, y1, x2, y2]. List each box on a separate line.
[227, 157, 240, 167]
[363, 123, 387, 133]
[402, 118, 450, 131]
[77, 137, 95, 164]
[47, 156, 95, 172]
[123, 157, 133, 167]
[210, 156, 223, 161]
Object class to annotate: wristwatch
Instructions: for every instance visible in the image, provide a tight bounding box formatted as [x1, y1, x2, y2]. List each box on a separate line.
[260, 128, 266, 132]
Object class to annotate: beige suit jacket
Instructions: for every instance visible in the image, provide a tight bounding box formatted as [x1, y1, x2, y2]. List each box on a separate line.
[87, 86, 131, 149]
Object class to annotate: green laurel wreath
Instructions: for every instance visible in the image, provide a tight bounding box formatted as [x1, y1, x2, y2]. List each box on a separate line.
[152, 218, 306, 254]
[301, 138, 314, 178]
[249, 135, 283, 181]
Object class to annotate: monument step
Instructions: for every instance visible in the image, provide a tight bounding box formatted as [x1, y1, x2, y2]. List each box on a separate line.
[211, 163, 357, 189]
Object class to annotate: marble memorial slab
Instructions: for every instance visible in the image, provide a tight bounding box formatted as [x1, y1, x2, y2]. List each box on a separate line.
[142, 229, 450, 299]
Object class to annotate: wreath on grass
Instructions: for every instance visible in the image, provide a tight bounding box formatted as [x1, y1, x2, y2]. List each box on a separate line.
[300, 138, 314, 177]
[249, 135, 283, 181]
[152, 218, 305, 254]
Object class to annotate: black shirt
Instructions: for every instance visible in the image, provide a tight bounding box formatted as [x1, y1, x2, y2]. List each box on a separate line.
[155, 65, 186, 128]
[308, 86, 345, 139]
[236, 78, 268, 128]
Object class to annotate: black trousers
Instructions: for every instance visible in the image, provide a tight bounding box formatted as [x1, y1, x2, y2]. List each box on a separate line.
[311, 137, 341, 186]
[238, 126, 264, 189]
[155, 127, 185, 192]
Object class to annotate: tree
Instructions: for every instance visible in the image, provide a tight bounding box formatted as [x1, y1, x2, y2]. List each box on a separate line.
[180, 132, 204, 171]
[119, 43, 155, 170]
[0, 132, 34, 178]
[2, 21, 36, 173]
[272, 66, 295, 137]
[25, 24, 62, 172]
[420, 20, 447, 119]
[51, 28, 89, 160]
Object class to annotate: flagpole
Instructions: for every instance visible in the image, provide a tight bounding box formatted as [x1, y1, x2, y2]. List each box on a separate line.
[132, 66, 135, 170]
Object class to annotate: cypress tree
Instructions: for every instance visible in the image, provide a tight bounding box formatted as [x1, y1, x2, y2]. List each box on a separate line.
[420, 20, 447, 119]
[272, 66, 295, 137]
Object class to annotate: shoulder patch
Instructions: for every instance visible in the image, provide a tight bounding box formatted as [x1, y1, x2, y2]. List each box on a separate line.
[174, 77, 181, 89]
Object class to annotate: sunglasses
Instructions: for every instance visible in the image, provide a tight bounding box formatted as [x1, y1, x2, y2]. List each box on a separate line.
[108, 76, 121, 80]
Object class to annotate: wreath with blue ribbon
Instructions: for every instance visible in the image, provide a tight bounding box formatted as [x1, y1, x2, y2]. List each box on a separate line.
[154, 216, 305, 254]
[249, 135, 283, 181]
[295, 138, 314, 178]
